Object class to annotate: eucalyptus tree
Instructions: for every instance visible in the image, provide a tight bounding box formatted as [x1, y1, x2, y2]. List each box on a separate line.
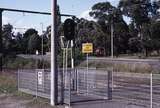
[75, 18, 106, 55]
[27, 33, 41, 54]
[150, 21, 160, 55]
[118, 0, 160, 56]
[2, 24, 15, 54]
[22, 28, 39, 54]
[89, 1, 130, 56]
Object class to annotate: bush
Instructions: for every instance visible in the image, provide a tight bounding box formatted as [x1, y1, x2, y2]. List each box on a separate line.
[79, 60, 155, 73]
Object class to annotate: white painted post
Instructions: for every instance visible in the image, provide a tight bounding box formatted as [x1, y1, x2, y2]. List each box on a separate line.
[69, 70, 71, 107]
[77, 69, 79, 93]
[61, 48, 65, 103]
[65, 41, 69, 88]
[71, 40, 74, 69]
[150, 73, 153, 108]
[36, 52, 39, 99]
[71, 40, 75, 90]
[87, 53, 89, 94]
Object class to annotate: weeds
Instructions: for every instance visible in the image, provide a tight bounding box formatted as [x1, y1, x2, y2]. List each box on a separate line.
[0, 73, 17, 94]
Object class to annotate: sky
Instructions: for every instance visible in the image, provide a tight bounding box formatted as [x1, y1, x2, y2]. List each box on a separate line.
[0, 0, 120, 34]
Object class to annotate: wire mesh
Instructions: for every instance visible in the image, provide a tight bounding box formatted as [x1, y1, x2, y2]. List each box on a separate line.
[112, 72, 151, 108]
[18, 68, 112, 105]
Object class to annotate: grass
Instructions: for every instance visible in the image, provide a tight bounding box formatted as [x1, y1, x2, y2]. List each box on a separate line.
[0, 73, 17, 94]
[3, 56, 50, 69]
[26, 97, 55, 108]
[0, 72, 59, 108]
[79, 60, 156, 73]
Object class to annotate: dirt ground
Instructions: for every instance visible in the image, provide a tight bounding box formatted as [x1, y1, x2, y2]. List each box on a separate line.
[0, 94, 63, 108]
[0, 94, 30, 108]
[0, 70, 63, 108]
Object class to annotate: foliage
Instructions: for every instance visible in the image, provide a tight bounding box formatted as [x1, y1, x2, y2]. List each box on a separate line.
[2, 55, 50, 69]
[1, 1, 160, 65]
[119, 0, 160, 56]
[22, 28, 40, 54]
[2, 24, 15, 54]
[27, 33, 41, 54]
[79, 60, 154, 73]
[89, 1, 131, 56]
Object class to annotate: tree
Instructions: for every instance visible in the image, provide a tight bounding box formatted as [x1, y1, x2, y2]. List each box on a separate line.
[89, 2, 115, 22]
[2, 24, 14, 54]
[22, 28, 39, 54]
[114, 20, 130, 56]
[14, 32, 23, 53]
[75, 18, 106, 55]
[39, 33, 49, 54]
[128, 22, 140, 54]
[89, 1, 130, 56]
[150, 21, 160, 55]
[28, 33, 41, 54]
[118, 0, 160, 56]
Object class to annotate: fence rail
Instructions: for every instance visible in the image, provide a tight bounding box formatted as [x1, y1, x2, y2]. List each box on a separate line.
[18, 68, 160, 107]
[18, 68, 112, 105]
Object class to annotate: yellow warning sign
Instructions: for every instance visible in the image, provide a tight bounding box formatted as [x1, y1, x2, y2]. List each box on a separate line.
[82, 43, 93, 54]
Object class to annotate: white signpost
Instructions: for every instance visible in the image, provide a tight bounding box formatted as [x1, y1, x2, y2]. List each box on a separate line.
[38, 71, 43, 85]
[82, 43, 93, 94]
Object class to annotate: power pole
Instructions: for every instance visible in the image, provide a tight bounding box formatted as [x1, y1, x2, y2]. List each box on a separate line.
[109, 9, 114, 58]
[109, 10, 114, 98]
[111, 21, 114, 58]
[51, 0, 58, 106]
[0, 9, 3, 72]
[0, 4, 74, 105]
[40, 22, 44, 55]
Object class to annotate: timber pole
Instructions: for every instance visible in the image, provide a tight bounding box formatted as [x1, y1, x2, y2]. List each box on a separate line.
[51, 0, 58, 106]
[0, 9, 3, 72]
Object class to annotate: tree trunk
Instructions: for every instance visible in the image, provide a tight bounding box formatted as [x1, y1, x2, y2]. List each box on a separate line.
[157, 50, 160, 56]
[145, 48, 148, 57]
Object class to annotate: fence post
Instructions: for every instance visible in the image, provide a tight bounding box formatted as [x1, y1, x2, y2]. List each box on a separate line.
[108, 70, 112, 100]
[61, 69, 64, 104]
[75, 69, 77, 91]
[18, 70, 19, 91]
[77, 69, 79, 93]
[35, 69, 38, 99]
[112, 67, 114, 91]
[69, 69, 71, 107]
[150, 73, 153, 108]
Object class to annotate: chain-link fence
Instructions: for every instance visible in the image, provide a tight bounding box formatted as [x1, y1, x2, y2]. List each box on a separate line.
[76, 68, 112, 100]
[152, 74, 160, 108]
[18, 69, 51, 99]
[112, 72, 160, 108]
[18, 68, 112, 105]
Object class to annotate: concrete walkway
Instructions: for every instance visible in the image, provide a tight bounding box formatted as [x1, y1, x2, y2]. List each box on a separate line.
[67, 100, 147, 108]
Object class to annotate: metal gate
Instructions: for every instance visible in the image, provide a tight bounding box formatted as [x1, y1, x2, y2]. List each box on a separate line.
[18, 68, 112, 106]
[61, 68, 112, 105]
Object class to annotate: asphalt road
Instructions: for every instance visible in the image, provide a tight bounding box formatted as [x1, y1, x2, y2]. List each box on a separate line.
[71, 71, 160, 108]
[112, 73, 160, 108]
